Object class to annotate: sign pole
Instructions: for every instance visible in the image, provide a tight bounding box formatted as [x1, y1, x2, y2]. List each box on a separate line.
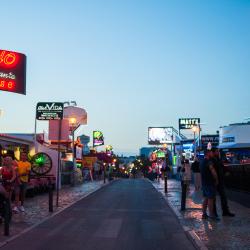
[56, 119, 62, 207]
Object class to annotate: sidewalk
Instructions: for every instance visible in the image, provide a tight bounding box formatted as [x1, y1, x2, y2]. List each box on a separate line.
[0, 180, 106, 243]
[152, 179, 250, 250]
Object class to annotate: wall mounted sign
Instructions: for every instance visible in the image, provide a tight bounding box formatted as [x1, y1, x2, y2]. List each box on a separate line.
[0, 50, 26, 95]
[201, 134, 219, 149]
[179, 118, 200, 130]
[36, 102, 64, 120]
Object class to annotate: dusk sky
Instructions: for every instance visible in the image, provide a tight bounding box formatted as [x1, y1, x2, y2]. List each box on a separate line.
[1, 0, 249, 155]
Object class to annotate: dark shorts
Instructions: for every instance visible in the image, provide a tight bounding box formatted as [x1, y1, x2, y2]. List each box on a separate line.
[202, 185, 216, 198]
[19, 182, 27, 193]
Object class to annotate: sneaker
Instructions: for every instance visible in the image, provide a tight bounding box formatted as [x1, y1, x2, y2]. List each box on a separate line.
[223, 211, 235, 217]
[12, 206, 19, 213]
[202, 213, 208, 219]
[19, 206, 25, 212]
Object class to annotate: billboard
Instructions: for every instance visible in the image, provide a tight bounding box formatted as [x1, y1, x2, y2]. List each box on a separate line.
[148, 127, 173, 145]
[93, 131, 104, 147]
[179, 118, 200, 130]
[0, 50, 26, 95]
[36, 102, 64, 120]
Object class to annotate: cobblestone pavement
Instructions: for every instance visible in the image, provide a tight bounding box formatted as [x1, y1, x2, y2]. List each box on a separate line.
[152, 179, 250, 250]
[0, 181, 106, 243]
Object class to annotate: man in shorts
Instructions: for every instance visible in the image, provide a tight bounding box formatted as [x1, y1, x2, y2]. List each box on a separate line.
[16, 152, 31, 212]
[200, 150, 219, 220]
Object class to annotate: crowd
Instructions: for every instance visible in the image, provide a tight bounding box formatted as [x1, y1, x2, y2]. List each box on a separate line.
[0, 152, 31, 214]
[180, 148, 235, 221]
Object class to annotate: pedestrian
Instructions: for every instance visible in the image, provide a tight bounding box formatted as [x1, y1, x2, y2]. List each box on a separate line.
[93, 162, 100, 180]
[182, 159, 192, 191]
[191, 157, 201, 191]
[211, 148, 235, 217]
[200, 150, 219, 220]
[0, 156, 17, 203]
[16, 152, 31, 212]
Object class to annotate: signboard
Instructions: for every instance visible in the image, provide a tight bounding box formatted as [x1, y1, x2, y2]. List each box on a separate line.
[201, 134, 219, 150]
[93, 131, 104, 147]
[36, 102, 64, 120]
[76, 146, 83, 160]
[0, 50, 26, 95]
[179, 118, 200, 130]
[148, 127, 173, 145]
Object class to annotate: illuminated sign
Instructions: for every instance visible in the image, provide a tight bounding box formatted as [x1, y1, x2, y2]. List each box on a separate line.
[201, 134, 219, 150]
[0, 50, 26, 95]
[93, 131, 104, 147]
[179, 118, 200, 130]
[222, 137, 235, 143]
[148, 127, 173, 145]
[36, 102, 64, 120]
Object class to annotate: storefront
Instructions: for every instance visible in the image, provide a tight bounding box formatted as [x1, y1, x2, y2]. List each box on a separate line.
[218, 123, 250, 191]
[0, 133, 34, 164]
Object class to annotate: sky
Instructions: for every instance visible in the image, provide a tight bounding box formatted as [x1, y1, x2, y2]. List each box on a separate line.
[0, 0, 250, 155]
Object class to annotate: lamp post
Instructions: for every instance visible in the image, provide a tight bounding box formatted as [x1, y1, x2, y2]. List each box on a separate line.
[192, 126, 198, 156]
[69, 117, 80, 186]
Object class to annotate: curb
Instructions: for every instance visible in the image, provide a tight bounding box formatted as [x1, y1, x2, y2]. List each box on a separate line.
[0, 180, 113, 248]
[149, 180, 208, 250]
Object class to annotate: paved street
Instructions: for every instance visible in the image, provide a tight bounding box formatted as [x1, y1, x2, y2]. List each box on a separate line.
[1, 179, 195, 250]
[0, 181, 105, 243]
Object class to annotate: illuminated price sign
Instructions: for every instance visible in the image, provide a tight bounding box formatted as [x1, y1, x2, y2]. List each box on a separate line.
[179, 118, 200, 130]
[0, 50, 26, 95]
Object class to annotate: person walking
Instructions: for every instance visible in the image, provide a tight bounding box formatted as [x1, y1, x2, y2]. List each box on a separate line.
[212, 149, 235, 217]
[182, 159, 192, 191]
[200, 150, 219, 220]
[16, 152, 31, 212]
[191, 157, 201, 191]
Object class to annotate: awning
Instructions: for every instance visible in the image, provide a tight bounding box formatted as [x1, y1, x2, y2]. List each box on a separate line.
[0, 134, 33, 146]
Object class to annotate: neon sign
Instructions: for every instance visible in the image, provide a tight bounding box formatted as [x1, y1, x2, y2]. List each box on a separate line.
[0, 49, 26, 95]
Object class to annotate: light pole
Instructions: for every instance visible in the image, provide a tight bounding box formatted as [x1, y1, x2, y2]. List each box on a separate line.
[192, 126, 198, 156]
[69, 117, 80, 186]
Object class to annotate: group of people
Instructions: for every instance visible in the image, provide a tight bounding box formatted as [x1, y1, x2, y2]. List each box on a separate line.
[180, 148, 235, 221]
[0, 152, 31, 213]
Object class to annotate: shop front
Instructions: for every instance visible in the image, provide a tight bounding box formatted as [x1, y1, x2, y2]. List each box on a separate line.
[219, 123, 250, 191]
[0, 134, 34, 164]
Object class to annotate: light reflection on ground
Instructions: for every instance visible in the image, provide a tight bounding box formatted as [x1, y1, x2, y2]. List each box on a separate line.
[153, 179, 250, 250]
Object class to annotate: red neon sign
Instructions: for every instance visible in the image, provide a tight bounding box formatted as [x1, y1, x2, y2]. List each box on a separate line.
[0, 49, 26, 95]
[0, 51, 19, 68]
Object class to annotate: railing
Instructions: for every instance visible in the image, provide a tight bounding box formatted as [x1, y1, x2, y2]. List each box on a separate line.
[224, 163, 250, 192]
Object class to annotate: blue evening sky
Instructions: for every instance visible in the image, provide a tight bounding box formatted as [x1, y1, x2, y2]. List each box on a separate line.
[1, 0, 249, 155]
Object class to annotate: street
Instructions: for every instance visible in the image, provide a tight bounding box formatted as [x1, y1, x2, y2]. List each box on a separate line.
[1, 179, 195, 250]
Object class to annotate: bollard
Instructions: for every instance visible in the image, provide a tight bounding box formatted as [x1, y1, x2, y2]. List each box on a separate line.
[3, 199, 11, 236]
[181, 181, 187, 211]
[103, 167, 106, 184]
[48, 180, 53, 212]
[164, 173, 168, 193]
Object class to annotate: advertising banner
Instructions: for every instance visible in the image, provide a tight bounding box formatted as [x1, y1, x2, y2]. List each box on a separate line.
[0, 50, 26, 95]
